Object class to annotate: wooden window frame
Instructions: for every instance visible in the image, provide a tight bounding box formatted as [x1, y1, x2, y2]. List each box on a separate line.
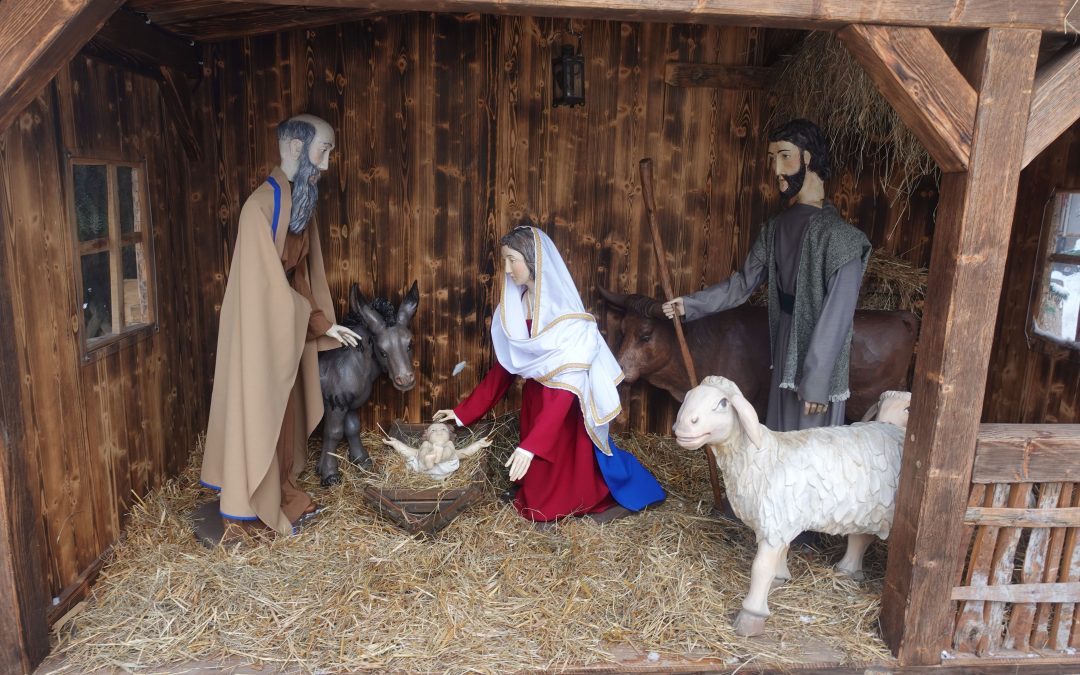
[1029, 189, 1080, 355]
[65, 154, 158, 362]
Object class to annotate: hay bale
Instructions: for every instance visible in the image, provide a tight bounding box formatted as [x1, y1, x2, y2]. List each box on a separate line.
[50, 425, 893, 673]
[768, 32, 939, 211]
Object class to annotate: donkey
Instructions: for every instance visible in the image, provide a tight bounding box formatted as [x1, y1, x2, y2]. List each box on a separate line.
[317, 281, 419, 486]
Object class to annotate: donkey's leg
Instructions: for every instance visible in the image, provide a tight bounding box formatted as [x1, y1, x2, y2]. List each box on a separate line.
[318, 408, 346, 486]
[344, 410, 372, 469]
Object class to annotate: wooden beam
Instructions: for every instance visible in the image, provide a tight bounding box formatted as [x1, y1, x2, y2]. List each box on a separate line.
[209, 0, 1070, 31]
[879, 28, 1042, 666]
[837, 25, 975, 173]
[664, 63, 772, 89]
[965, 507, 1080, 528]
[1022, 45, 1080, 169]
[951, 582, 1080, 603]
[971, 424, 1080, 483]
[0, 139, 51, 673]
[0, 0, 124, 134]
[157, 66, 203, 162]
[81, 8, 201, 80]
[138, 7, 392, 42]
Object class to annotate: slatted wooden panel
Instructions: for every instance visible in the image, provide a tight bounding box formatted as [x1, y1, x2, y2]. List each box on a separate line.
[195, 15, 936, 437]
[951, 425, 1080, 658]
[0, 54, 212, 599]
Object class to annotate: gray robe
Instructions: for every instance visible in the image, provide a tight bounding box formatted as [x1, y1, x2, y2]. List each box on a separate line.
[681, 202, 867, 431]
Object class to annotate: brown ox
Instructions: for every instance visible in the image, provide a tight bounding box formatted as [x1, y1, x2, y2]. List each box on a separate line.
[598, 288, 918, 422]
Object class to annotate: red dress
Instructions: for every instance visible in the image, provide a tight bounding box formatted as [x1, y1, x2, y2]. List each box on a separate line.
[454, 360, 617, 521]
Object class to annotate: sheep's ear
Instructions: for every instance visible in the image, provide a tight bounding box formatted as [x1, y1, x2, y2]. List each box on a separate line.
[731, 393, 762, 448]
[860, 402, 880, 423]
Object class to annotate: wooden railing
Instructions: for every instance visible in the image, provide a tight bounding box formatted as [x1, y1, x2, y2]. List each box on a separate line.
[952, 424, 1080, 656]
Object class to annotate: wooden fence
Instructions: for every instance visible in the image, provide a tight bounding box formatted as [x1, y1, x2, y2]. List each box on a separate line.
[952, 424, 1080, 657]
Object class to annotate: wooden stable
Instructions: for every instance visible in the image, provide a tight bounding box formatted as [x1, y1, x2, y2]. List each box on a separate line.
[1, 1, 1079, 673]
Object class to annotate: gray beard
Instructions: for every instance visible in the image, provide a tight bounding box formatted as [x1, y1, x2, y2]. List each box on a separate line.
[288, 157, 321, 234]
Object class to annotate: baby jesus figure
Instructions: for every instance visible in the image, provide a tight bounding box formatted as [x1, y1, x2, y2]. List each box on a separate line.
[381, 422, 493, 479]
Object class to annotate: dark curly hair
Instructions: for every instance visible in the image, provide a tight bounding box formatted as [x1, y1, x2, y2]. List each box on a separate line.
[768, 118, 832, 181]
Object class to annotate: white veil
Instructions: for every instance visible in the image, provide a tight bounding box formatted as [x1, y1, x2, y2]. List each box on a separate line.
[491, 227, 623, 454]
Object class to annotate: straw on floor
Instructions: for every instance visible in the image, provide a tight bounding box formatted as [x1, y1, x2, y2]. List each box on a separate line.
[48, 416, 893, 673]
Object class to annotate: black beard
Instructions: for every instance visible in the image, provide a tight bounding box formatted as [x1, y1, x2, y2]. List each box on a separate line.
[777, 155, 806, 200]
[288, 154, 321, 234]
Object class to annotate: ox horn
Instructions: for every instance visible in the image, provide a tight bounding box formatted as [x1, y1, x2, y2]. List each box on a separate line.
[598, 286, 631, 310]
[598, 287, 666, 320]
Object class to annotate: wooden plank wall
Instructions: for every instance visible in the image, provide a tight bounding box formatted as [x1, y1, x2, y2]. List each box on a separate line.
[197, 13, 935, 435]
[0, 55, 211, 599]
[984, 120, 1080, 426]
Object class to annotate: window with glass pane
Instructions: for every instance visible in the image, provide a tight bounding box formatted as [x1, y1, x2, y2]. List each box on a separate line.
[1032, 191, 1080, 348]
[70, 159, 155, 353]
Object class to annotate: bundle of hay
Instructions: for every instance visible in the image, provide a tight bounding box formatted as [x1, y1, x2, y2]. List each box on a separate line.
[768, 32, 938, 211]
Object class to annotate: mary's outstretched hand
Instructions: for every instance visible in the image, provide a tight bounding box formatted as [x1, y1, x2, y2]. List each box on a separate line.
[433, 409, 462, 425]
[505, 447, 534, 481]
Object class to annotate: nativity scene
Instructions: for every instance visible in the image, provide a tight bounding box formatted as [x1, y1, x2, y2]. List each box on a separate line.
[2, 2, 1079, 674]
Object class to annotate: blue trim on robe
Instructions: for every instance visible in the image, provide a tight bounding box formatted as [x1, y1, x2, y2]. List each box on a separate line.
[594, 437, 665, 511]
[267, 175, 282, 240]
[198, 479, 259, 520]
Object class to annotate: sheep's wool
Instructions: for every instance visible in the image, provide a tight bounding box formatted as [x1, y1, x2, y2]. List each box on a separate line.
[699, 378, 906, 548]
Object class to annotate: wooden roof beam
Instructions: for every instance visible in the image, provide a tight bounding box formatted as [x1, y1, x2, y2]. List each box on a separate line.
[837, 24, 976, 174]
[0, 0, 124, 134]
[1022, 44, 1080, 169]
[81, 8, 202, 80]
[211, 0, 1070, 32]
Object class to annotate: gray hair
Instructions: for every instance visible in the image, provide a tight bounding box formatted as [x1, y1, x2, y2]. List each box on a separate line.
[277, 118, 317, 145]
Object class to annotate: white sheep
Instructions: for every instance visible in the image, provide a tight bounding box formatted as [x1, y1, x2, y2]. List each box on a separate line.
[673, 377, 910, 637]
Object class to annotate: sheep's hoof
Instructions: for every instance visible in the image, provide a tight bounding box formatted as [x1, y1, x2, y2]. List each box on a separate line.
[835, 567, 866, 582]
[771, 575, 790, 590]
[733, 609, 769, 637]
[320, 472, 342, 488]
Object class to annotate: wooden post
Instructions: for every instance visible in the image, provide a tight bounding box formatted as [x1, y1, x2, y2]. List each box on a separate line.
[877, 28, 1041, 665]
[0, 157, 51, 672]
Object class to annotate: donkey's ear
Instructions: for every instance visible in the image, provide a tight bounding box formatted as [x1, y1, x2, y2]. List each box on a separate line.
[357, 303, 385, 335]
[349, 283, 366, 316]
[397, 280, 420, 325]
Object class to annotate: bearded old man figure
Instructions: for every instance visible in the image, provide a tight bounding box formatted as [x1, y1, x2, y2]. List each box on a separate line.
[663, 119, 871, 431]
[201, 114, 361, 537]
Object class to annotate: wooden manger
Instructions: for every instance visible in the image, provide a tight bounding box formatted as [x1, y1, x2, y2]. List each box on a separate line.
[361, 421, 488, 536]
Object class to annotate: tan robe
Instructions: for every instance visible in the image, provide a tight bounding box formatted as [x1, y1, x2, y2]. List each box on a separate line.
[202, 166, 338, 535]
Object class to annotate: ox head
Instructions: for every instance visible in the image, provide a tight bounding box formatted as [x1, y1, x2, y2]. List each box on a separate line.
[346, 281, 419, 392]
[673, 375, 762, 451]
[598, 287, 674, 383]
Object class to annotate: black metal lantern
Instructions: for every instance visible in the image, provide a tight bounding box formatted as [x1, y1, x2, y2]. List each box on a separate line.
[552, 43, 585, 107]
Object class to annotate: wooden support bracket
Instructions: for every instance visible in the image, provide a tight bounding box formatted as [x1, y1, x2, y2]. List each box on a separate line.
[1022, 45, 1080, 169]
[0, 0, 124, 134]
[837, 24, 976, 173]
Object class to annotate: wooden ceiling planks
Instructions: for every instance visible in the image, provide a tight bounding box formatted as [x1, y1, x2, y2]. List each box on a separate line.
[210, 0, 1069, 32]
[125, 0, 394, 40]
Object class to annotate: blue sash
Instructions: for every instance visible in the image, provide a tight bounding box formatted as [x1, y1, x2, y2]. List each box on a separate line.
[267, 176, 282, 240]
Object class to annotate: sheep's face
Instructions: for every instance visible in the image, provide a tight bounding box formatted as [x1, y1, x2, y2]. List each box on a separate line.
[875, 391, 911, 427]
[673, 384, 738, 450]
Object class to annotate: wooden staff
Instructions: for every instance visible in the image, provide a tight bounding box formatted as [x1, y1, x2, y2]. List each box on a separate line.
[639, 157, 724, 510]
